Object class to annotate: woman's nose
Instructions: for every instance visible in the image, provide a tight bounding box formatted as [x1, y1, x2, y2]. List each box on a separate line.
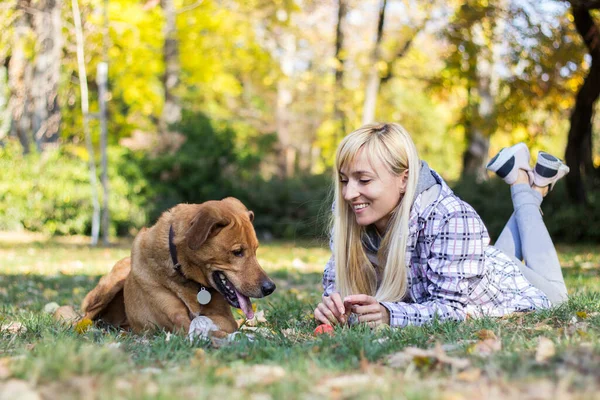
[343, 181, 358, 201]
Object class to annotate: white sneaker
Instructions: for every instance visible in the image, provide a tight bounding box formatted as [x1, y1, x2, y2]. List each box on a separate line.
[486, 143, 533, 185]
[533, 152, 570, 191]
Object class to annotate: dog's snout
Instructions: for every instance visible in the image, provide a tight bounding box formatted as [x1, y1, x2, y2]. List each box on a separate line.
[261, 280, 276, 296]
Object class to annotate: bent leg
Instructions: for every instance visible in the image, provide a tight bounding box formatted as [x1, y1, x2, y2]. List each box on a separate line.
[510, 184, 568, 304]
[494, 213, 522, 261]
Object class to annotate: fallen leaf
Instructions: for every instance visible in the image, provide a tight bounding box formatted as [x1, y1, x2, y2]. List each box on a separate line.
[535, 337, 556, 363]
[244, 310, 267, 327]
[470, 338, 502, 357]
[53, 306, 80, 325]
[576, 311, 588, 320]
[475, 329, 497, 340]
[0, 322, 26, 334]
[456, 368, 482, 382]
[74, 318, 93, 334]
[0, 379, 41, 400]
[0, 358, 11, 379]
[235, 365, 286, 387]
[388, 343, 470, 370]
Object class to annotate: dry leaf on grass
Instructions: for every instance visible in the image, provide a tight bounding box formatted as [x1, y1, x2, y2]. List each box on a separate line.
[53, 306, 81, 325]
[0, 379, 41, 400]
[475, 329, 497, 340]
[244, 310, 267, 327]
[535, 337, 556, 363]
[318, 374, 387, 396]
[0, 322, 26, 334]
[0, 358, 12, 379]
[456, 368, 482, 382]
[388, 343, 470, 370]
[235, 365, 286, 387]
[471, 339, 501, 356]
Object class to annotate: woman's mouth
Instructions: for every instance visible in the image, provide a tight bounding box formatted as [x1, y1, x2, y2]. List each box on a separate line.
[353, 203, 369, 213]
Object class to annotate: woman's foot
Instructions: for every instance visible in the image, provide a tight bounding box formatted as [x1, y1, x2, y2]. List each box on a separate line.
[486, 143, 534, 185]
[533, 151, 570, 192]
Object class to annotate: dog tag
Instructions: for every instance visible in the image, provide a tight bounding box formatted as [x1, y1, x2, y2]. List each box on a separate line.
[196, 288, 211, 305]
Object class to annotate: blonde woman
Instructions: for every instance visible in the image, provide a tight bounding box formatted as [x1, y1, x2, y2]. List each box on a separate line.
[314, 123, 569, 327]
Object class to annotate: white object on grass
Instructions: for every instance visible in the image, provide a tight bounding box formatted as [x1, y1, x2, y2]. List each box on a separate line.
[188, 316, 219, 341]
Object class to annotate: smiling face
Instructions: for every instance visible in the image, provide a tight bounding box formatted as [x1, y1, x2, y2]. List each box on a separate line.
[339, 148, 408, 233]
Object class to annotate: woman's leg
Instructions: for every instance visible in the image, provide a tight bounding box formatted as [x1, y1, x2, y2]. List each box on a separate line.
[509, 182, 568, 304]
[494, 213, 522, 261]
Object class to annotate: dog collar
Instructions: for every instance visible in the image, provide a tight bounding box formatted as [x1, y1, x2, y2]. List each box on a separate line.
[168, 225, 211, 305]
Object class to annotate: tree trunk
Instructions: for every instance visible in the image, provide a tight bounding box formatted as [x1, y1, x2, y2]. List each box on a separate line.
[362, 0, 387, 125]
[72, 0, 101, 245]
[565, 4, 600, 204]
[159, 0, 181, 134]
[8, 0, 33, 154]
[30, 0, 62, 151]
[462, 69, 493, 181]
[333, 0, 347, 138]
[276, 32, 296, 178]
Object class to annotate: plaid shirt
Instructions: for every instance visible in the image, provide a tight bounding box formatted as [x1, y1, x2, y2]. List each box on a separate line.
[322, 169, 551, 327]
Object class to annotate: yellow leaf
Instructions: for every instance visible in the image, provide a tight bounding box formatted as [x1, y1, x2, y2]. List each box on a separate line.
[75, 318, 93, 334]
[576, 311, 588, 320]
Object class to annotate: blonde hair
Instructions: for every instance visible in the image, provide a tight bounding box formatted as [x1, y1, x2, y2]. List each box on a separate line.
[332, 123, 420, 302]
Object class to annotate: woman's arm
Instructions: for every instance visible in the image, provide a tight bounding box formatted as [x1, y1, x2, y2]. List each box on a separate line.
[380, 208, 488, 327]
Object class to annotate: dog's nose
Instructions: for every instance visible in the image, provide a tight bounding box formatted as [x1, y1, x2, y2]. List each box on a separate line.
[261, 280, 276, 296]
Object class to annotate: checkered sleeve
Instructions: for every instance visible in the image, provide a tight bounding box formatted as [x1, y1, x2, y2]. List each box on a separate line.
[381, 209, 488, 327]
[322, 255, 337, 297]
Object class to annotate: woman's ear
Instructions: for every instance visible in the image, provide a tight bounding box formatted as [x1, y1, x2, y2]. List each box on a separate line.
[399, 169, 409, 193]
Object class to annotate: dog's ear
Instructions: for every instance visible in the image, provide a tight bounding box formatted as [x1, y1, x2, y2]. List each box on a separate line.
[248, 211, 254, 222]
[185, 206, 230, 250]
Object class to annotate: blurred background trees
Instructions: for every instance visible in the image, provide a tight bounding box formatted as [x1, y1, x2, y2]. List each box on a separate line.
[0, 0, 598, 243]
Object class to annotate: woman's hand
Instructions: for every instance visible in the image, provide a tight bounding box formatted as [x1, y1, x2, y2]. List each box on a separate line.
[314, 292, 348, 325]
[344, 294, 390, 327]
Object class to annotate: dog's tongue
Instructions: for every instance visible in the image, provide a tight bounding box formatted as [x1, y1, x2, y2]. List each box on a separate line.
[235, 289, 254, 320]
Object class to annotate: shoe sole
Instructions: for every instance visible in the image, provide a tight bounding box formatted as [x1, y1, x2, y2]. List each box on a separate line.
[533, 152, 570, 190]
[486, 143, 531, 183]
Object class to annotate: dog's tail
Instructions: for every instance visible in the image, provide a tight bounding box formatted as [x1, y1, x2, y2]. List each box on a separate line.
[81, 257, 131, 329]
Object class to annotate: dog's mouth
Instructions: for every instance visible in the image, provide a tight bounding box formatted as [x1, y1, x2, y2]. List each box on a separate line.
[212, 271, 254, 320]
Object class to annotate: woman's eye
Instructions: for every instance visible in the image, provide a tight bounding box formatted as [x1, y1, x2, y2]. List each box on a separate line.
[340, 179, 348, 184]
[232, 249, 244, 257]
[359, 179, 371, 184]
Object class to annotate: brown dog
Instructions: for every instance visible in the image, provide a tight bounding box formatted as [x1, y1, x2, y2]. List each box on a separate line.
[81, 197, 275, 336]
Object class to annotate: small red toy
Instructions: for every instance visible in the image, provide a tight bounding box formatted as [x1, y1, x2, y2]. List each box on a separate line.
[313, 324, 334, 336]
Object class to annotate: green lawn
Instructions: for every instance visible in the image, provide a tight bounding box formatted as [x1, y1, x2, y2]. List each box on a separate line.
[1, 232, 600, 399]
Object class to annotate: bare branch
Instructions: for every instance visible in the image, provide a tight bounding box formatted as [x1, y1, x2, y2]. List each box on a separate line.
[177, 0, 203, 14]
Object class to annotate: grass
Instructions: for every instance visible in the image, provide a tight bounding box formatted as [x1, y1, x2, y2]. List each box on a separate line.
[1, 231, 600, 399]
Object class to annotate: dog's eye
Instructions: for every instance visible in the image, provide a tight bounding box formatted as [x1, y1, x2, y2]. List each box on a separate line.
[232, 249, 244, 257]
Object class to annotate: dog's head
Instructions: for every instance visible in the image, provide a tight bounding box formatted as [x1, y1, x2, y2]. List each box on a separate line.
[178, 197, 275, 319]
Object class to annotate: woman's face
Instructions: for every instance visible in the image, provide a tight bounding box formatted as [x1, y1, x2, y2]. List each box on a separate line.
[339, 149, 408, 233]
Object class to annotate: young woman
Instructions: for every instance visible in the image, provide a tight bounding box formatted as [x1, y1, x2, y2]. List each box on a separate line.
[314, 123, 569, 327]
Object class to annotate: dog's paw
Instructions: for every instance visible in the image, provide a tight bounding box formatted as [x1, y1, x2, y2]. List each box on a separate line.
[188, 316, 219, 341]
